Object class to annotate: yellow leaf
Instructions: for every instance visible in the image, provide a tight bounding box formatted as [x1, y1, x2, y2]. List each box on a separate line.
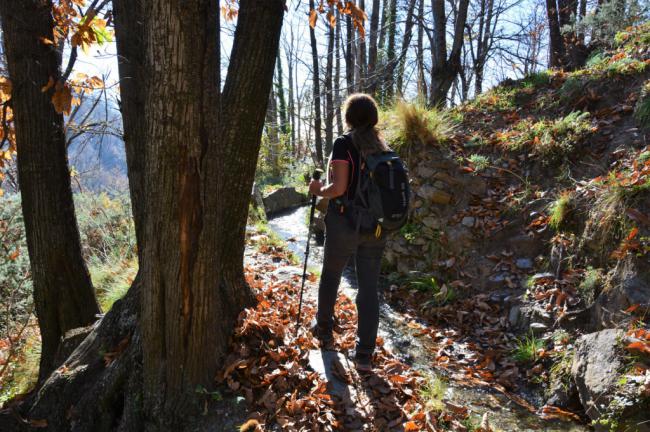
[328, 11, 336, 28]
[309, 9, 317, 28]
[52, 82, 73, 115]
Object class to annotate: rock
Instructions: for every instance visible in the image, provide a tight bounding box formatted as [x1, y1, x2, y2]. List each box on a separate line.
[463, 175, 487, 196]
[515, 258, 533, 270]
[308, 350, 357, 400]
[416, 165, 435, 178]
[593, 258, 650, 330]
[262, 187, 308, 215]
[529, 322, 548, 334]
[461, 216, 475, 227]
[508, 234, 544, 257]
[417, 184, 453, 205]
[421, 216, 440, 229]
[571, 329, 624, 421]
[432, 172, 460, 185]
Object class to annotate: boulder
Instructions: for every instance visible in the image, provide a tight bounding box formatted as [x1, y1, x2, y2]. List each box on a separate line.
[262, 187, 308, 215]
[593, 258, 650, 330]
[571, 329, 624, 421]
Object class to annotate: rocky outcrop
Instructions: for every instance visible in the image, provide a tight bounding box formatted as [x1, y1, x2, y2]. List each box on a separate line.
[262, 187, 308, 215]
[569, 329, 650, 431]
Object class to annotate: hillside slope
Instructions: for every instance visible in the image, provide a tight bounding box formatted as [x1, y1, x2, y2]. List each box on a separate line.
[382, 23, 649, 429]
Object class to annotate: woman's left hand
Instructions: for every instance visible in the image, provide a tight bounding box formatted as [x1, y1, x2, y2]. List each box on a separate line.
[309, 180, 323, 196]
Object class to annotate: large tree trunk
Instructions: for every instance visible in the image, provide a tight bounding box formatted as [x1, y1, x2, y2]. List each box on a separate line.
[309, 0, 324, 165]
[416, 0, 427, 99]
[141, 0, 284, 427]
[0, 1, 285, 431]
[0, 0, 100, 382]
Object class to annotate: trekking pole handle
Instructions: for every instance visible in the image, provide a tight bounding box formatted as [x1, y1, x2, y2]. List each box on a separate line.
[312, 169, 323, 181]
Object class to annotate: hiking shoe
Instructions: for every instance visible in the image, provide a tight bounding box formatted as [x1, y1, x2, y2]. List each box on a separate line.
[353, 351, 373, 372]
[310, 323, 335, 350]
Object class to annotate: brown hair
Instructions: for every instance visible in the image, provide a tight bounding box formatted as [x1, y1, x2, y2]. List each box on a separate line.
[343, 93, 389, 157]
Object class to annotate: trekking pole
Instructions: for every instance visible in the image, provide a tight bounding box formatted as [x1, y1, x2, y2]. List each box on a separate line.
[295, 168, 323, 337]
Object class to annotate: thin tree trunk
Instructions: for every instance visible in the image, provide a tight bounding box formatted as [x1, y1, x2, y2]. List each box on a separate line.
[276, 52, 288, 135]
[0, 0, 100, 382]
[345, 13, 356, 93]
[396, 0, 418, 96]
[309, 0, 324, 165]
[357, 0, 368, 91]
[384, 0, 398, 101]
[325, 9, 335, 156]
[335, 12, 344, 136]
[285, 34, 296, 152]
[416, 0, 427, 99]
[367, 0, 381, 95]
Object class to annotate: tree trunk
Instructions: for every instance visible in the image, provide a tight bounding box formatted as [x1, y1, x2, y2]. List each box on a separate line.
[356, 0, 368, 92]
[113, 0, 146, 255]
[546, 0, 565, 68]
[141, 0, 284, 427]
[309, 0, 324, 165]
[416, 0, 427, 99]
[396, 0, 418, 96]
[0, 0, 100, 382]
[334, 13, 344, 136]
[285, 33, 296, 153]
[276, 52, 288, 135]
[429, 0, 470, 106]
[367, 0, 381, 95]
[325, 10, 335, 156]
[384, 0, 398, 102]
[345, 13, 356, 94]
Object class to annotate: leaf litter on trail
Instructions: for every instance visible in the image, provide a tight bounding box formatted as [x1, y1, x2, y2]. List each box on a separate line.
[218, 245, 483, 431]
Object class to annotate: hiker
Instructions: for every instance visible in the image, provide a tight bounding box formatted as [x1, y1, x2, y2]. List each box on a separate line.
[308, 93, 400, 372]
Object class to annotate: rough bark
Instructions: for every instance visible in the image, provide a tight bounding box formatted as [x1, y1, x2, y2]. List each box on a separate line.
[309, 0, 324, 165]
[141, 0, 284, 428]
[416, 0, 427, 98]
[0, 0, 100, 382]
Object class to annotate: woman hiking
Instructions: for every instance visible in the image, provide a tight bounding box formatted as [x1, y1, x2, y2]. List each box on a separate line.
[308, 93, 390, 372]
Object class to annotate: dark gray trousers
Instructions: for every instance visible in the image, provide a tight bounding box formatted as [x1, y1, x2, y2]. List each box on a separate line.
[317, 209, 386, 355]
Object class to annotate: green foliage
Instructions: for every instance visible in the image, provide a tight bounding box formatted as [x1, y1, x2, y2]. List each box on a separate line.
[501, 112, 592, 163]
[512, 333, 544, 363]
[399, 222, 421, 244]
[634, 80, 650, 128]
[521, 71, 551, 89]
[418, 374, 447, 412]
[558, 76, 585, 103]
[469, 86, 517, 111]
[549, 191, 574, 231]
[571, 2, 649, 49]
[74, 193, 138, 312]
[381, 101, 457, 149]
[409, 276, 456, 305]
[549, 348, 574, 392]
[468, 154, 490, 173]
[578, 267, 604, 305]
[0, 330, 40, 406]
